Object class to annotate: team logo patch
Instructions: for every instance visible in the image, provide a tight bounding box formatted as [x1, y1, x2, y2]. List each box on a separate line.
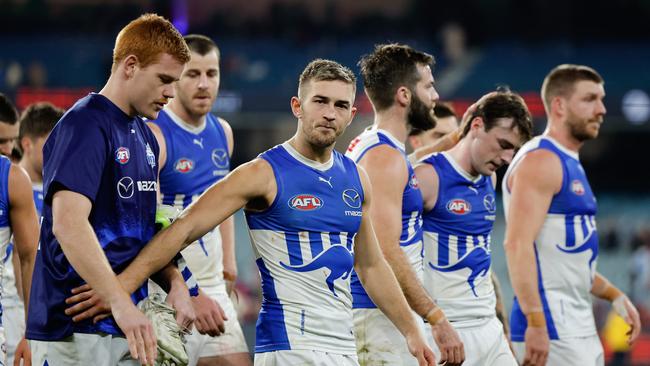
[211, 148, 229, 168]
[145, 143, 156, 169]
[117, 177, 134, 199]
[483, 194, 496, 213]
[342, 189, 361, 209]
[409, 173, 419, 189]
[174, 158, 195, 173]
[571, 179, 585, 196]
[446, 199, 472, 215]
[289, 194, 323, 211]
[115, 147, 130, 164]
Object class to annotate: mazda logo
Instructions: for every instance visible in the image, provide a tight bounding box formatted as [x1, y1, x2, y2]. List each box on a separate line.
[211, 148, 229, 168]
[483, 194, 496, 214]
[342, 189, 361, 209]
[117, 177, 134, 199]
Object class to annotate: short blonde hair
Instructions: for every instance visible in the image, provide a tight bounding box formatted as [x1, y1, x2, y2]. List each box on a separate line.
[298, 59, 356, 99]
[112, 13, 190, 71]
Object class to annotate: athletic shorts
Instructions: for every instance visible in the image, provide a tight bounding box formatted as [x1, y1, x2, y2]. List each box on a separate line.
[254, 349, 358, 366]
[427, 316, 516, 366]
[2, 304, 25, 365]
[353, 307, 426, 366]
[30, 333, 138, 366]
[185, 287, 249, 365]
[512, 334, 604, 366]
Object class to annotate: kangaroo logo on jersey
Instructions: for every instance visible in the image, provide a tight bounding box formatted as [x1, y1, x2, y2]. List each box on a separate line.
[571, 179, 585, 196]
[429, 246, 491, 297]
[342, 189, 361, 209]
[211, 148, 229, 168]
[289, 194, 323, 211]
[409, 173, 419, 189]
[174, 158, 195, 173]
[115, 147, 130, 164]
[556, 215, 598, 269]
[483, 194, 496, 213]
[447, 199, 472, 215]
[280, 244, 354, 297]
[145, 143, 156, 169]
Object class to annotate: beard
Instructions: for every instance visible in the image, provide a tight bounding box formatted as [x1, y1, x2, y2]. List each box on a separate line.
[303, 123, 340, 148]
[407, 94, 436, 131]
[566, 111, 602, 142]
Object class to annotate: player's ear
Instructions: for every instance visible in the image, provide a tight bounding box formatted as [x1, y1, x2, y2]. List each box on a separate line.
[396, 86, 411, 107]
[346, 106, 357, 128]
[290, 96, 302, 119]
[470, 116, 484, 135]
[122, 55, 139, 78]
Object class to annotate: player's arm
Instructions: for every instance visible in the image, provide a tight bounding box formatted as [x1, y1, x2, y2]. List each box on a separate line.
[118, 158, 275, 293]
[414, 162, 439, 212]
[591, 272, 641, 344]
[218, 117, 237, 293]
[491, 272, 510, 336]
[52, 189, 157, 364]
[409, 133, 459, 162]
[503, 149, 561, 366]
[352, 165, 435, 366]
[8, 165, 40, 318]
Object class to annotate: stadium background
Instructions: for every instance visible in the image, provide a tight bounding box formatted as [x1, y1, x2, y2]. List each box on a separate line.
[2, 0, 650, 364]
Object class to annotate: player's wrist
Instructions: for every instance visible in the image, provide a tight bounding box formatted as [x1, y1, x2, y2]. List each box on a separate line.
[601, 284, 624, 303]
[525, 311, 547, 328]
[424, 306, 446, 326]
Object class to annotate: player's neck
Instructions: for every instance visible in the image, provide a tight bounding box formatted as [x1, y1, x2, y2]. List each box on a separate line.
[544, 122, 583, 153]
[168, 101, 205, 128]
[99, 77, 136, 117]
[287, 136, 333, 164]
[447, 138, 479, 177]
[374, 109, 409, 143]
[19, 159, 42, 184]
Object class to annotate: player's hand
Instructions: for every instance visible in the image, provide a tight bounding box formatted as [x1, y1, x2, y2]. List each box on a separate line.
[111, 295, 157, 365]
[613, 295, 642, 344]
[14, 336, 31, 366]
[457, 91, 499, 140]
[165, 280, 196, 332]
[406, 332, 436, 366]
[523, 326, 549, 366]
[191, 288, 228, 336]
[65, 283, 112, 323]
[431, 319, 465, 365]
[223, 269, 237, 296]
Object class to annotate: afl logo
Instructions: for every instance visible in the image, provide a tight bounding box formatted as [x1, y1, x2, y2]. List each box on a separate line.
[409, 174, 419, 189]
[447, 199, 472, 215]
[115, 147, 130, 164]
[289, 194, 323, 211]
[174, 158, 195, 173]
[571, 179, 585, 196]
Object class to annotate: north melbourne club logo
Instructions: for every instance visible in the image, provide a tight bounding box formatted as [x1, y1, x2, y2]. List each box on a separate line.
[115, 147, 130, 164]
[342, 189, 361, 209]
[211, 148, 229, 168]
[117, 177, 134, 199]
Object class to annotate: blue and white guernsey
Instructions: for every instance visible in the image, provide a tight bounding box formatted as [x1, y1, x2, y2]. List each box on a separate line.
[503, 136, 598, 341]
[245, 142, 363, 355]
[0, 157, 13, 327]
[421, 152, 496, 322]
[152, 109, 230, 290]
[345, 127, 423, 308]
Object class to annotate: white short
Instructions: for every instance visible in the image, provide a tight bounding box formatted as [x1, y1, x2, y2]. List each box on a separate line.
[2, 304, 25, 365]
[353, 308, 426, 366]
[1, 324, 5, 366]
[426, 316, 516, 366]
[30, 333, 138, 366]
[185, 287, 248, 365]
[512, 334, 604, 366]
[254, 349, 359, 366]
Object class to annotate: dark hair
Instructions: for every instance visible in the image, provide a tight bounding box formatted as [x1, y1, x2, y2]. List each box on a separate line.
[0, 94, 19, 125]
[184, 34, 220, 58]
[19, 102, 64, 145]
[462, 92, 534, 142]
[434, 102, 456, 119]
[541, 64, 603, 113]
[408, 102, 456, 136]
[359, 43, 434, 111]
[298, 59, 356, 98]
